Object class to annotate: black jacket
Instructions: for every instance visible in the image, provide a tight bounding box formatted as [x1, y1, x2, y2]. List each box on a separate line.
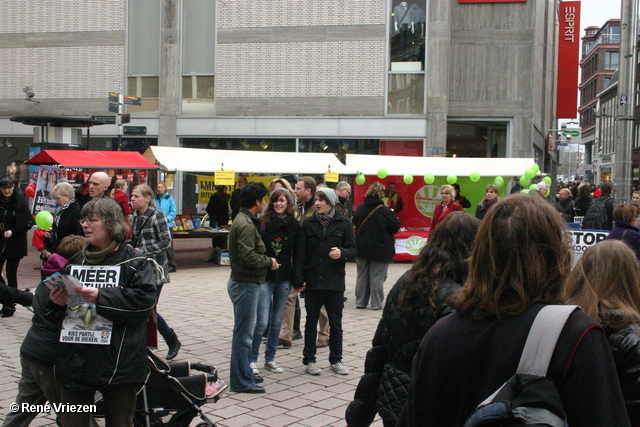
[573, 196, 592, 217]
[206, 192, 229, 227]
[21, 281, 63, 366]
[52, 244, 157, 389]
[601, 311, 640, 425]
[353, 198, 401, 263]
[556, 196, 575, 223]
[294, 211, 356, 291]
[45, 199, 83, 253]
[0, 190, 32, 258]
[346, 271, 461, 426]
[261, 214, 300, 282]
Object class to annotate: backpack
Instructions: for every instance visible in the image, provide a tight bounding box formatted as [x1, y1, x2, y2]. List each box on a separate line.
[581, 197, 610, 230]
[463, 305, 577, 427]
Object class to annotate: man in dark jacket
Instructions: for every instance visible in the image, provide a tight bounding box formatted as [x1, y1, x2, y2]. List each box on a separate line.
[556, 188, 574, 222]
[227, 182, 278, 394]
[353, 182, 401, 310]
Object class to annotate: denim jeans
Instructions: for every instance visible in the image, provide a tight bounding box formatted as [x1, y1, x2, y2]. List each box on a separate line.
[303, 289, 344, 365]
[227, 279, 260, 392]
[251, 280, 291, 363]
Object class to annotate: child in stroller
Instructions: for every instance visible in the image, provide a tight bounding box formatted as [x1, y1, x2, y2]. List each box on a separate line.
[95, 350, 227, 427]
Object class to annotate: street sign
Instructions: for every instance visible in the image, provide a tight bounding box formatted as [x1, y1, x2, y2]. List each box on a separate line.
[123, 95, 142, 106]
[109, 92, 119, 102]
[91, 115, 116, 124]
[121, 114, 131, 124]
[562, 130, 580, 137]
[108, 103, 119, 113]
[123, 126, 147, 135]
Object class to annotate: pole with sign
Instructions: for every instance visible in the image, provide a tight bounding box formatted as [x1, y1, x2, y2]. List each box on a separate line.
[108, 92, 142, 151]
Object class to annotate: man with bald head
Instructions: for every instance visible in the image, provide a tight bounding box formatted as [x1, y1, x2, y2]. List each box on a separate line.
[88, 172, 111, 199]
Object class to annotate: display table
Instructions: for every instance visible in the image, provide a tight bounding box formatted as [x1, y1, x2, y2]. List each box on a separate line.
[173, 228, 230, 249]
[393, 229, 430, 261]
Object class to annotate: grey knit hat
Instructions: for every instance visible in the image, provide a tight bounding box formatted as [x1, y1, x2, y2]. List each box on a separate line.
[316, 187, 338, 207]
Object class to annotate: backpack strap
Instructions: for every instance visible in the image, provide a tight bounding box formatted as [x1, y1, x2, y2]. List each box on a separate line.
[517, 305, 578, 376]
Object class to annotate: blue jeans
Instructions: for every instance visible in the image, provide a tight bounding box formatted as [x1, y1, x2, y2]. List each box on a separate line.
[251, 280, 291, 363]
[303, 290, 344, 365]
[227, 279, 260, 392]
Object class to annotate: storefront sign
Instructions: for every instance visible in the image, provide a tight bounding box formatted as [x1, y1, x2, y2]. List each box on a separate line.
[556, 1, 581, 119]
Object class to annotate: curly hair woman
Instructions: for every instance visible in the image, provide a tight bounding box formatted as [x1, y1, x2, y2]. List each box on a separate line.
[346, 211, 480, 427]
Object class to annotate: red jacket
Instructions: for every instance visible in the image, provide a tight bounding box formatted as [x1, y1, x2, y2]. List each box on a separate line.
[431, 202, 463, 229]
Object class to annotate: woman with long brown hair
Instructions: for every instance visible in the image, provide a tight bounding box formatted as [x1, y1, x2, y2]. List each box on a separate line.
[398, 194, 630, 426]
[347, 211, 479, 427]
[565, 240, 640, 424]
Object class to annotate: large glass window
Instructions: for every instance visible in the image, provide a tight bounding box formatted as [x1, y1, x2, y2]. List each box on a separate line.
[182, 138, 296, 152]
[447, 121, 508, 158]
[605, 51, 619, 71]
[182, 0, 215, 114]
[387, 74, 424, 115]
[127, 0, 160, 115]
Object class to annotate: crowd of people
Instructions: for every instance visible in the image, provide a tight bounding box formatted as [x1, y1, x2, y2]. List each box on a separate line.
[4, 171, 640, 425]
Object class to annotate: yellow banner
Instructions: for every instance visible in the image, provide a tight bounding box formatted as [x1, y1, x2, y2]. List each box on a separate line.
[215, 170, 236, 186]
[197, 176, 217, 204]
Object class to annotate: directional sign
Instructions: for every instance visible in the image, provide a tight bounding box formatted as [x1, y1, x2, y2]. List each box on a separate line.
[121, 114, 131, 124]
[109, 92, 119, 102]
[562, 130, 580, 137]
[123, 126, 147, 135]
[91, 115, 117, 124]
[108, 103, 119, 113]
[123, 95, 142, 106]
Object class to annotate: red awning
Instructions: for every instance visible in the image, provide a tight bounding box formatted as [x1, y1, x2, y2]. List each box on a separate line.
[26, 150, 159, 170]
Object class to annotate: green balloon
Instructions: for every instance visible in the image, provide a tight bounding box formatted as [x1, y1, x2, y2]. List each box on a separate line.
[531, 163, 540, 173]
[469, 172, 481, 182]
[543, 176, 552, 185]
[403, 174, 414, 185]
[447, 175, 457, 185]
[524, 168, 536, 180]
[529, 184, 538, 191]
[494, 176, 504, 187]
[424, 173, 435, 184]
[36, 210, 53, 231]
[355, 174, 365, 185]
[377, 169, 388, 179]
[521, 189, 530, 193]
[519, 176, 530, 187]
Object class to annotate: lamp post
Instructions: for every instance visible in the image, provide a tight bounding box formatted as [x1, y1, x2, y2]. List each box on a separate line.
[614, 0, 638, 203]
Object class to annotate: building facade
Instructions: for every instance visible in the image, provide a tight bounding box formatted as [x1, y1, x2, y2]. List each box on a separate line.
[0, 0, 559, 210]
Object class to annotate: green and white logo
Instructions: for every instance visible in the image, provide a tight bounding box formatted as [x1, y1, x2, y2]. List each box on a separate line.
[414, 185, 441, 218]
[406, 236, 426, 255]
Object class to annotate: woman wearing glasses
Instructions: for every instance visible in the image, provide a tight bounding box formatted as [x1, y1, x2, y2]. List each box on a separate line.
[48, 197, 157, 426]
[430, 184, 463, 230]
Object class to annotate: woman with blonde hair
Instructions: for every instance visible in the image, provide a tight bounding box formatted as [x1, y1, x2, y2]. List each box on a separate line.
[430, 184, 463, 229]
[474, 184, 499, 220]
[606, 204, 640, 260]
[398, 194, 630, 426]
[565, 239, 640, 424]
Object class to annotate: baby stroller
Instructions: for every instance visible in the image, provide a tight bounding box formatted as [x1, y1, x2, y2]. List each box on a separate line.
[96, 350, 227, 427]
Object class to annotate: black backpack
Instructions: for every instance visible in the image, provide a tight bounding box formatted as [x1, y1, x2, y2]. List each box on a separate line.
[581, 197, 609, 230]
[464, 305, 577, 427]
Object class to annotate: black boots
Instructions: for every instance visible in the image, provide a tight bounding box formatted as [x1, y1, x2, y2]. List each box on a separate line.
[292, 307, 302, 340]
[1, 304, 15, 317]
[165, 330, 182, 360]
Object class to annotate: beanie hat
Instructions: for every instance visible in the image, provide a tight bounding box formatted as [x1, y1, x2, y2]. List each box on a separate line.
[316, 187, 338, 207]
[271, 188, 293, 205]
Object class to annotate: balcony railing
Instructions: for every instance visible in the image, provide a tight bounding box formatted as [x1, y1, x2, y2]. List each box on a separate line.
[583, 34, 621, 56]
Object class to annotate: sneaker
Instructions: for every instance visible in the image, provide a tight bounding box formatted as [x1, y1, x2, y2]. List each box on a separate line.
[264, 361, 284, 373]
[306, 362, 321, 375]
[330, 362, 349, 375]
[250, 362, 259, 375]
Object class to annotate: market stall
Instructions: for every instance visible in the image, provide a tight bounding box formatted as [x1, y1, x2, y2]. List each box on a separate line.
[346, 154, 539, 260]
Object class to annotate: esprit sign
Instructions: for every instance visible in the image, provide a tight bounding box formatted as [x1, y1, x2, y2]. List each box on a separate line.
[556, 2, 581, 119]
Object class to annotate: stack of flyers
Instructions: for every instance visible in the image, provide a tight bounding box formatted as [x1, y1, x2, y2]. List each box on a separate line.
[44, 273, 86, 308]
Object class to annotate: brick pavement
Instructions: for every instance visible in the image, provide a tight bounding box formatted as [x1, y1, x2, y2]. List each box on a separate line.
[0, 241, 411, 426]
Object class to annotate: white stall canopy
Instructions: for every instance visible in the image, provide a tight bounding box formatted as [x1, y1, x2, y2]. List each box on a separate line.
[143, 146, 356, 175]
[346, 154, 537, 177]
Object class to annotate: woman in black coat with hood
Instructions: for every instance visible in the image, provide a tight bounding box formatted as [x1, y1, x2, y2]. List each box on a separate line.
[352, 182, 401, 310]
[43, 182, 83, 256]
[0, 176, 33, 317]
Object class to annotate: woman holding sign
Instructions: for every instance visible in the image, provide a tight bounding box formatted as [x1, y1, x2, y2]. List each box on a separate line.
[48, 197, 157, 426]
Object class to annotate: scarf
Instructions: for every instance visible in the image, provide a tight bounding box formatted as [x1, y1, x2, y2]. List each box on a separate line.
[83, 240, 118, 265]
[317, 208, 335, 228]
[484, 198, 498, 211]
[54, 198, 75, 228]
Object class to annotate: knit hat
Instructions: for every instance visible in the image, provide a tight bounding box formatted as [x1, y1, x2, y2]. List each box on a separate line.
[271, 188, 294, 205]
[316, 187, 338, 207]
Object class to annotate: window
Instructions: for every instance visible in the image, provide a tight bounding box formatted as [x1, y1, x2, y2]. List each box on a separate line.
[127, 0, 160, 114]
[182, 0, 215, 114]
[605, 51, 619, 71]
[447, 121, 508, 158]
[387, 0, 426, 115]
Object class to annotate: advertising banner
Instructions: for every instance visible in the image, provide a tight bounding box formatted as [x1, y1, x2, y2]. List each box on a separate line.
[32, 166, 68, 215]
[556, 1, 581, 119]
